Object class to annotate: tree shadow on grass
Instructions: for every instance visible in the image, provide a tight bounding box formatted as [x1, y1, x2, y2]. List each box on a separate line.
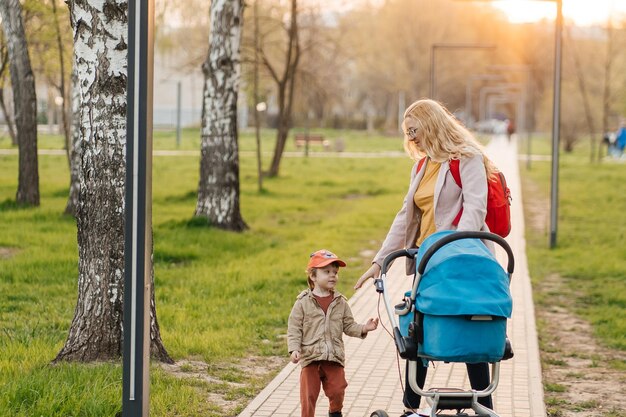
[0, 198, 36, 212]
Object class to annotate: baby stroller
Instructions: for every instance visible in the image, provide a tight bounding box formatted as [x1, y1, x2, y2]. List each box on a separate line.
[370, 230, 514, 417]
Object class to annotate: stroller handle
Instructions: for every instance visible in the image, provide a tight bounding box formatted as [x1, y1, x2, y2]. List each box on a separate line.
[417, 231, 514, 275]
[381, 248, 419, 277]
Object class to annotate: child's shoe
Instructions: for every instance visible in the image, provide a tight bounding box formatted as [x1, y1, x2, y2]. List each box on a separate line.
[328, 412, 342, 417]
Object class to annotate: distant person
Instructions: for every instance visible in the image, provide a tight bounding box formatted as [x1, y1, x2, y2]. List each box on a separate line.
[616, 120, 626, 158]
[603, 132, 618, 158]
[506, 119, 515, 141]
[288, 249, 379, 417]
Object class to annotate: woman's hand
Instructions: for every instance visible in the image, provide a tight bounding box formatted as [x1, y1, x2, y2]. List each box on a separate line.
[290, 350, 300, 364]
[354, 263, 381, 289]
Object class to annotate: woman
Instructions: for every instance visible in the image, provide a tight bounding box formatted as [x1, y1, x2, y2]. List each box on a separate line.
[353, 99, 496, 416]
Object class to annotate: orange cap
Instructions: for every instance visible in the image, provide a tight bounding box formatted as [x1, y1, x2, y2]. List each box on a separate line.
[307, 249, 347, 269]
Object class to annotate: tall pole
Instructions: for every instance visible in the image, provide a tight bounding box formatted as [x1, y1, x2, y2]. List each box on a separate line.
[253, 0, 263, 192]
[398, 90, 406, 131]
[430, 46, 436, 99]
[123, 0, 154, 415]
[176, 81, 181, 148]
[549, 0, 563, 248]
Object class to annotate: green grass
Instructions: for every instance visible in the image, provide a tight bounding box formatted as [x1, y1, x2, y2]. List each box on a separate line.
[1, 130, 625, 415]
[521, 135, 626, 352]
[0, 133, 412, 416]
[0, 127, 404, 154]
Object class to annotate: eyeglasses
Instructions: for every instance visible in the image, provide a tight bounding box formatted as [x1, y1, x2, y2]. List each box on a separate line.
[405, 127, 419, 139]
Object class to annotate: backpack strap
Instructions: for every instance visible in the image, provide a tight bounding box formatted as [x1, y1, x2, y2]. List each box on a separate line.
[416, 157, 427, 174]
[449, 159, 463, 226]
[416, 158, 464, 226]
[449, 159, 462, 187]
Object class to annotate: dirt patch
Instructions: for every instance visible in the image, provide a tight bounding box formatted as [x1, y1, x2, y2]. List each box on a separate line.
[536, 274, 626, 417]
[0, 247, 19, 259]
[159, 355, 287, 416]
[523, 177, 626, 417]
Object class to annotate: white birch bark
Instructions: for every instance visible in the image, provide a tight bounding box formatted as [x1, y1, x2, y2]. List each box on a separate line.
[56, 0, 170, 362]
[195, 0, 247, 231]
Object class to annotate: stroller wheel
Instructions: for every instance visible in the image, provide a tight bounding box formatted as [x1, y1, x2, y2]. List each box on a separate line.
[370, 411, 390, 417]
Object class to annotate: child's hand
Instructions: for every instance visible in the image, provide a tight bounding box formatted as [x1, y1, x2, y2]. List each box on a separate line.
[363, 317, 379, 332]
[290, 350, 300, 363]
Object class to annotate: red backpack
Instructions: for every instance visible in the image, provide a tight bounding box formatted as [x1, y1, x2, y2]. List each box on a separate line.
[417, 158, 512, 237]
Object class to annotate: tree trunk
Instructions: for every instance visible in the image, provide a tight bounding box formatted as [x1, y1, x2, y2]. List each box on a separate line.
[56, 0, 171, 363]
[253, 0, 263, 192]
[600, 15, 614, 163]
[51, 0, 72, 165]
[566, 26, 596, 161]
[0, 46, 17, 145]
[0, 87, 18, 146]
[194, 0, 247, 232]
[265, 0, 300, 178]
[64, 67, 80, 217]
[0, 0, 39, 206]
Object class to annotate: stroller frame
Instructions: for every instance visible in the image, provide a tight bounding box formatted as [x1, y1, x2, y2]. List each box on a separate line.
[373, 231, 515, 417]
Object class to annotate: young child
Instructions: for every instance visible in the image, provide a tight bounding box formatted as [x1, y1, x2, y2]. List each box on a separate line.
[288, 249, 379, 417]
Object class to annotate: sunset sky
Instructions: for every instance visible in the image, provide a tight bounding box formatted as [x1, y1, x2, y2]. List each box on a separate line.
[491, 0, 626, 25]
[337, 0, 626, 27]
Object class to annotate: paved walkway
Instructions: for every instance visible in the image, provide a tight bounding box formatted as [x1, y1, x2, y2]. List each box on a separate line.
[239, 136, 546, 417]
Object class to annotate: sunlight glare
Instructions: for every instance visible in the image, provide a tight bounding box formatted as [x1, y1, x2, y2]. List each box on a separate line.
[492, 0, 626, 26]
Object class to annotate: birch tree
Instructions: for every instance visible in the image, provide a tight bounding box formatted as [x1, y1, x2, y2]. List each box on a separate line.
[55, 0, 171, 363]
[0, 38, 17, 146]
[64, 5, 80, 216]
[0, 0, 39, 206]
[195, 0, 247, 231]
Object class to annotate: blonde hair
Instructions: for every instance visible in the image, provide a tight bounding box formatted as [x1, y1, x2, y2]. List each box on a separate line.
[401, 99, 497, 177]
[306, 268, 316, 289]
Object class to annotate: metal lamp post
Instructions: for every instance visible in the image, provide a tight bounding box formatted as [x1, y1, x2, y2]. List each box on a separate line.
[549, 0, 563, 248]
[123, 0, 154, 415]
[454, 0, 563, 248]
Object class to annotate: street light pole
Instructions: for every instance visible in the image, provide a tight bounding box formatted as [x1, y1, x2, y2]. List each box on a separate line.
[455, 0, 563, 250]
[549, 0, 563, 248]
[124, 0, 154, 415]
[430, 43, 496, 100]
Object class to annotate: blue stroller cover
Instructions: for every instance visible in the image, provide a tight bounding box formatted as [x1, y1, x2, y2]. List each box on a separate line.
[413, 230, 512, 362]
[415, 230, 512, 318]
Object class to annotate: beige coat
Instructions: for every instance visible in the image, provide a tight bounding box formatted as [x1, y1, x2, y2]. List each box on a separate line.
[373, 154, 490, 273]
[287, 289, 366, 368]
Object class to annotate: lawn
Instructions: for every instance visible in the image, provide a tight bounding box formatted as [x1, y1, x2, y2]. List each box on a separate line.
[0, 129, 624, 416]
[514, 133, 626, 351]
[0, 129, 412, 416]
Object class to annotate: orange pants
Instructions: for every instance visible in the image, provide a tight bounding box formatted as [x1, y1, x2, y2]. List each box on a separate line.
[300, 361, 347, 417]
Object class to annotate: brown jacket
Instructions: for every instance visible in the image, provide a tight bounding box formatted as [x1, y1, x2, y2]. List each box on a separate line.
[287, 289, 366, 368]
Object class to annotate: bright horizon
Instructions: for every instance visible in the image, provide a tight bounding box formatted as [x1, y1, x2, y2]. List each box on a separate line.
[328, 0, 626, 27]
[491, 0, 626, 26]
